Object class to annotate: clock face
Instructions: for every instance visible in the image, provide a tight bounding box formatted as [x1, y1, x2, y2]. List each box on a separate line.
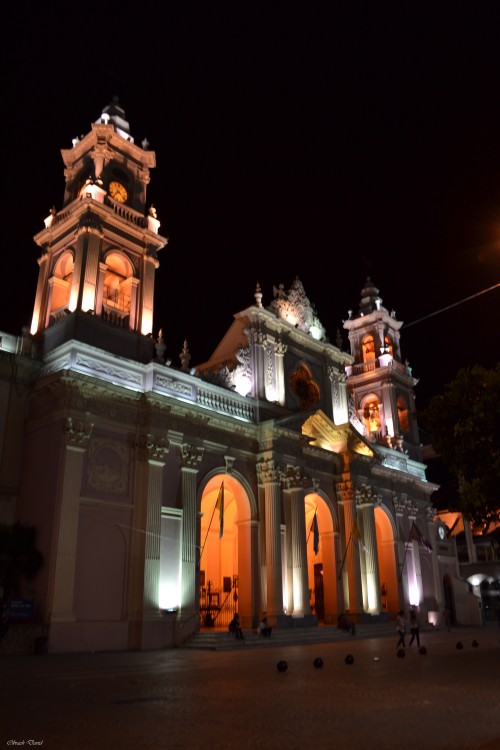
[438, 526, 446, 540]
[109, 181, 128, 203]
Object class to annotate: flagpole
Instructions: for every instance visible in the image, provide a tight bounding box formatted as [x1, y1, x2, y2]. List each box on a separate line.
[306, 508, 318, 546]
[337, 529, 354, 581]
[397, 521, 415, 583]
[199, 495, 219, 563]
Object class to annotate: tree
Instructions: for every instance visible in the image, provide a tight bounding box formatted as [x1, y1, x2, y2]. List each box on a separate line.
[420, 365, 500, 533]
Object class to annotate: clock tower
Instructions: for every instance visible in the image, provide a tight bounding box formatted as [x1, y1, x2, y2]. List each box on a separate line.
[30, 98, 168, 361]
[344, 278, 422, 461]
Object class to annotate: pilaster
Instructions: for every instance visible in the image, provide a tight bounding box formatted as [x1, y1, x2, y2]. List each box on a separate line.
[337, 479, 363, 614]
[256, 457, 284, 618]
[50, 418, 93, 620]
[179, 443, 203, 620]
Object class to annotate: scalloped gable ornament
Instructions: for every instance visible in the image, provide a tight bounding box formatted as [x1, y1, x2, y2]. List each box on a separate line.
[267, 277, 326, 341]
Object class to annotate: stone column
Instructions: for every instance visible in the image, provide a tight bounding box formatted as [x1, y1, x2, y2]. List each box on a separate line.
[256, 457, 284, 618]
[337, 479, 363, 614]
[51, 418, 93, 620]
[394, 496, 408, 605]
[274, 340, 287, 406]
[179, 443, 203, 621]
[142, 435, 169, 614]
[426, 506, 444, 611]
[250, 328, 267, 400]
[283, 491, 294, 614]
[321, 529, 338, 623]
[327, 366, 349, 425]
[408, 509, 423, 606]
[357, 486, 382, 613]
[283, 466, 309, 616]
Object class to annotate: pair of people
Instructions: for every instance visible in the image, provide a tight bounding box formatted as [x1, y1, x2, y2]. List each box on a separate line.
[228, 613, 244, 640]
[396, 609, 420, 648]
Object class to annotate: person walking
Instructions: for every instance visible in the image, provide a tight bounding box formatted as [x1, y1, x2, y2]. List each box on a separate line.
[408, 609, 420, 648]
[396, 610, 406, 649]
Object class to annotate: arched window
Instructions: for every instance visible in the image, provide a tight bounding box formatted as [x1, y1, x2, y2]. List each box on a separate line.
[362, 335, 376, 362]
[361, 395, 382, 436]
[103, 252, 134, 314]
[50, 251, 74, 313]
[384, 336, 393, 356]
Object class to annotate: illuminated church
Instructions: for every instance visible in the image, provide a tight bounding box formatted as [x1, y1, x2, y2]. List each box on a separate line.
[0, 100, 482, 653]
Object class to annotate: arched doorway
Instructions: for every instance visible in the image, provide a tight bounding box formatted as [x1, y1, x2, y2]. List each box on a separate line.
[198, 475, 255, 630]
[374, 506, 398, 615]
[305, 494, 338, 624]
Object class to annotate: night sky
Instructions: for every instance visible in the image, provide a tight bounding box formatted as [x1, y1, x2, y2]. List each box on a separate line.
[3, 4, 499, 410]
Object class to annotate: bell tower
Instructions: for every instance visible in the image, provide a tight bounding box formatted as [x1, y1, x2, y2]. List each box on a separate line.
[343, 278, 422, 461]
[30, 98, 168, 361]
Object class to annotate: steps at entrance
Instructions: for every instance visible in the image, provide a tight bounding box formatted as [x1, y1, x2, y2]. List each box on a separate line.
[182, 621, 397, 651]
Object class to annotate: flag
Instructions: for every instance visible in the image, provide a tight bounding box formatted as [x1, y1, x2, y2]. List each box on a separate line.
[352, 519, 368, 552]
[409, 521, 432, 553]
[312, 512, 319, 555]
[215, 482, 224, 538]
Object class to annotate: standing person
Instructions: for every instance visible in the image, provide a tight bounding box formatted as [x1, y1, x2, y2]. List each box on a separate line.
[443, 608, 451, 632]
[408, 609, 420, 648]
[396, 610, 406, 649]
[229, 613, 244, 640]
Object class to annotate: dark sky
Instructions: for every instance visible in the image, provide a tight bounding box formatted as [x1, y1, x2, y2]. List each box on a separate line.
[3, 4, 499, 409]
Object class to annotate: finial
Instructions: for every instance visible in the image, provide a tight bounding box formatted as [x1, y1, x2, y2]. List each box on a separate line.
[154, 329, 167, 363]
[142, 138, 150, 150]
[254, 282, 263, 308]
[180, 340, 191, 372]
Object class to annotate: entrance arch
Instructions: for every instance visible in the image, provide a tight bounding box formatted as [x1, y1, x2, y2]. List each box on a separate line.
[198, 474, 256, 630]
[305, 493, 339, 624]
[374, 506, 398, 614]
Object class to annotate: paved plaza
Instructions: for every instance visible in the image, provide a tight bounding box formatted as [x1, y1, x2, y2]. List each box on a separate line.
[1, 624, 499, 750]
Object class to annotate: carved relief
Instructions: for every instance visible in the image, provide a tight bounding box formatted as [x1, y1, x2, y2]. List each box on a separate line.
[155, 374, 194, 397]
[281, 464, 308, 490]
[135, 433, 169, 462]
[227, 346, 252, 396]
[393, 495, 407, 515]
[87, 437, 128, 494]
[267, 277, 326, 341]
[355, 484, 374, 506]
[75, 354, 142, 386]
[265, 344, 275, 387]
[256, 457, 281, 484]
[180, 443, 203, 469]
[64, 417, 93, 448]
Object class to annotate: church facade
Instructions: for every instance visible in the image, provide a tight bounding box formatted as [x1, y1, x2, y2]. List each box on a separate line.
[0, 101, 481, 653]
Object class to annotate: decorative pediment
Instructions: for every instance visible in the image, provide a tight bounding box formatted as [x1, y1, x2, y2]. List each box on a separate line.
[302, 410, 351, 453]
[268, 277, 326, 341]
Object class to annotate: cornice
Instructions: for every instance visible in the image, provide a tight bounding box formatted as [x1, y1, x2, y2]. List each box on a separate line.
[34, 198, 167, 253]
[61, 124, 156, 169]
